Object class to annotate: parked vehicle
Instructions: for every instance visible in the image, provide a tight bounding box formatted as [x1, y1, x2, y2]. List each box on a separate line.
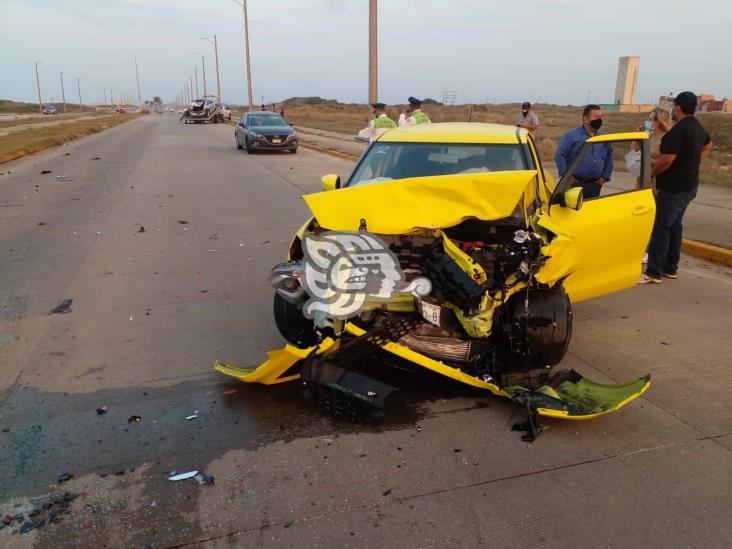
[222, 104, 232, 121]
[216, 122, 656, 438]
[234, 111, 298, 153]
[42, 105, 58, 115]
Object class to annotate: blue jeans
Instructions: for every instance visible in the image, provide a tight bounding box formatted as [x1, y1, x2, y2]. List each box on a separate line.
[646, 188, 697, 278]
[574, 181, 602, 199]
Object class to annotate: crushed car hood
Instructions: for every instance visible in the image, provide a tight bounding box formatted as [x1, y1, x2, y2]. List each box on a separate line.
[303, 171, 537, 234]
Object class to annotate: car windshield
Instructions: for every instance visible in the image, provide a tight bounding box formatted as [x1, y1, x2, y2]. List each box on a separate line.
[248, 114, 287, 127]
[347, 142, 530, 187]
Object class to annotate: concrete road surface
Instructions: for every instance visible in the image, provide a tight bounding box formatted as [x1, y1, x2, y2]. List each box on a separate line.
[1, 115, 731, 548]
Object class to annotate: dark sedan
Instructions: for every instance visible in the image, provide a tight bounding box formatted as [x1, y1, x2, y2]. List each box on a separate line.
[234, 112, 298, 154]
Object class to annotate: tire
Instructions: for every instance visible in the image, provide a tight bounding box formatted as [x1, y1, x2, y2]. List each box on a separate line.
[273, 293, 317, 348]
[290, 147, 298, 154]
[235, 134, 243, 150]
[246, 137, 255, 154]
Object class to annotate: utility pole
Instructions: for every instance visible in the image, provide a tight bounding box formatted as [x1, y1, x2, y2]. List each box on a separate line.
[35, 61, 43, 113]
[194, 52, 207, 96]
[77, 78, 82, 111]
[214, 35, 221, 102]
[368, 0, 378, 104]
[243, 0, 254, 111]
[194, 66, 199, 98]
[103, 87, 107, 106]
[189, 73, 194, 100]
[59, 72, 67, 113]
[134, 56, 142, 111]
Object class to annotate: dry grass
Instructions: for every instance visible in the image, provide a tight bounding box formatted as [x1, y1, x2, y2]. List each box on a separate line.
[280, 101, 731, 187]
[0, 113, 146, 164]
[0, 112, 108, 130]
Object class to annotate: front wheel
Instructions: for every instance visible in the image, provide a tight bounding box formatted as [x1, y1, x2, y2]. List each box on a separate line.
[273, 293, 317, 348]
[235, 134, 243, 150]
[246, 137, 255, 154]
[290, 147, 298, 154]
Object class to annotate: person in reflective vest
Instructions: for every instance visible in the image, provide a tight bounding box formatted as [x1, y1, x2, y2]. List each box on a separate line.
[358, 102, 397, 142]
[398, 96, 431, 126]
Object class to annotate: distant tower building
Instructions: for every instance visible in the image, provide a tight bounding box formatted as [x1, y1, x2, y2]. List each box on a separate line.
[614, 56, 640, 105]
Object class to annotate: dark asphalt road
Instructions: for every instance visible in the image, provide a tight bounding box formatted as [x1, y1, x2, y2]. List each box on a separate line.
[0, 115, 730, 548]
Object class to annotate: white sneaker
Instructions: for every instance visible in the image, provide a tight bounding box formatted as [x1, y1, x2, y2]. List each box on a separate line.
[638, 274, 662, 285]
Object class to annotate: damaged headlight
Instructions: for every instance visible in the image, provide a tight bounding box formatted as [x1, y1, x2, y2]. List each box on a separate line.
[269, 262, 306, 303]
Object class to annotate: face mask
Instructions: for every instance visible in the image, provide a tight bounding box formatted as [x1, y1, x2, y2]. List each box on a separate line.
[644, 120, 653, 132]
[589, 118, 603, 130]
[522, 110, 529, 115]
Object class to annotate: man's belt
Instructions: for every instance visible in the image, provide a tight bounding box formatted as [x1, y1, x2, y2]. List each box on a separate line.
[574, 176, 599, 183]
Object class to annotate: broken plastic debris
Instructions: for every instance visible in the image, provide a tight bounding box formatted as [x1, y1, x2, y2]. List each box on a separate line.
[41, 170, 52, 174]
[138, 226, 146, 233]
[96, 406, 107, 415]
[194, 473, 214, 485]
[56, 174, 71, 180]
[177, 220, 189, 225]
[128, 415, 142, 423]
[56, 152, 70, 156]
[49, 299, 73, 315]
[185, 414, 199, 421]
[168, 470, 198, 481]
[90, 157, 101, 161]
[57, 473, 74, 483]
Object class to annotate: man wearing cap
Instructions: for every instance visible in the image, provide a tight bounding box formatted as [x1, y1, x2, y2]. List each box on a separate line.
[398, 97, 431, 126]
[514, 102, 540, 138]
[357, 103, 397, 143]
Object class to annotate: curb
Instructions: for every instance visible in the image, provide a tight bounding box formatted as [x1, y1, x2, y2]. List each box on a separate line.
[681, 239, 732, 268]
[299, 140, 359, 162]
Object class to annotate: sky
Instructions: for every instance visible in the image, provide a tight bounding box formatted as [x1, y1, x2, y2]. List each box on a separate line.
[3, 0, 732, 106]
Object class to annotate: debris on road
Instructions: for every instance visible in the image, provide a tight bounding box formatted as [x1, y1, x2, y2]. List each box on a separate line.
[259, 240, 270, 245]
[90, 157, 101, 161]
[57, 473, 74, 483]
[185, 414, 199, 421]
[48, 299, 73, 315]
[56, 174, 71, 180]
[128, 415, 142, 423]
[168, 470, 198, 481]
[194, 472, 214, 485]
[41, 170, 52, 174]
[138, 226, 146, 233]
[1, 492, 78, 535]
[55, 152, 71, 156]
[96, 406, 107, 415]
[177, 220, 189, 225]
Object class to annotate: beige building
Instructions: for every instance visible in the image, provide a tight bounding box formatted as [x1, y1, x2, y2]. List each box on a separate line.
[614, 56, 640, 105]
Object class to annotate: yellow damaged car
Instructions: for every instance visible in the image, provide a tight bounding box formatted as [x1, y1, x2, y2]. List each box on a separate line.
[216, 123, 656, 439]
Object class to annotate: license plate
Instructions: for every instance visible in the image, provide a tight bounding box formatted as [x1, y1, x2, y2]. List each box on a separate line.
[272, 138, 281, 144]
[419, 300, 441, 327]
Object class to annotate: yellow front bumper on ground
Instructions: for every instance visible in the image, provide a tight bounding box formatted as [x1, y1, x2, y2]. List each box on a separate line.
[214, 326, 650, 420]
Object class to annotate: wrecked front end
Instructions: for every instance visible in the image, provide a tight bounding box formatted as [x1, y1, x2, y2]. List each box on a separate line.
[215, 172, 649, 438]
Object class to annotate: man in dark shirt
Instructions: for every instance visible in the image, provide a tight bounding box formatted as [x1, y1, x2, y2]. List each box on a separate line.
[639, 91, 713, 284]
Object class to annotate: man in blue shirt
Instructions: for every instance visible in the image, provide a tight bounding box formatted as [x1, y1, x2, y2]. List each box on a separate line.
[555, 105, 613, 198]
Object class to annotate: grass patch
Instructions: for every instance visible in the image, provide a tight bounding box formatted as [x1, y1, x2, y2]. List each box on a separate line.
[0, 113, 146, 164]
[0, 113, 107, 130]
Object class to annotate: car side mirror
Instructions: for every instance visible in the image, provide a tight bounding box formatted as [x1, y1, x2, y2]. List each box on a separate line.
[563, 187, 583, 211]
[321, 174, 341, 192]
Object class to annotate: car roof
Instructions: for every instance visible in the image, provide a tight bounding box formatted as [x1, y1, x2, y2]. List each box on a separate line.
[378, 122, 527, 145]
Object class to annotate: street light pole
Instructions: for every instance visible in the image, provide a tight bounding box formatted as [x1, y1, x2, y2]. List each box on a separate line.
[194, 53, 207, 96]
[135, 56, 142, 111]
[77, 78, 82, 111]
[201, 35, 222, 102]
[231, 0, 254, 111]
[189, 73, 194, 100]
[59, 72, 67, 113]
[103, 87, 107, 107]
[368, 0, 378, 104]
[194, 66, 199, 98]
[35, 61, 43, 113]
